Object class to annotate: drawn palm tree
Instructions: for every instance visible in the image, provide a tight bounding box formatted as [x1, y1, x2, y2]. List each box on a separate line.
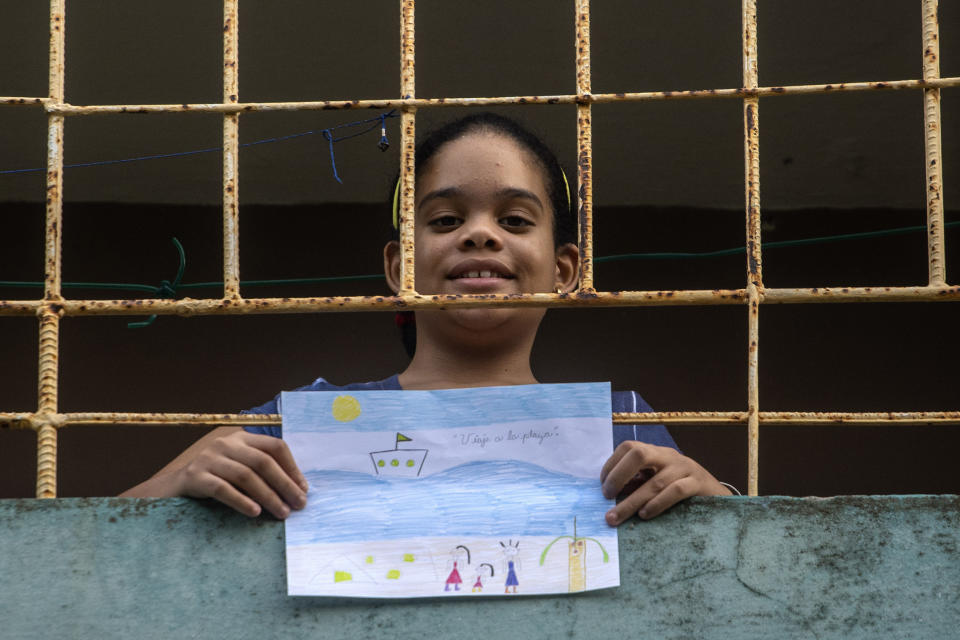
[539, 517, 609, 592]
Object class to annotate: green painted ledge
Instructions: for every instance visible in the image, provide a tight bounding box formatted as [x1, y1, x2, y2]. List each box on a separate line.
[1, 496, 957, 639]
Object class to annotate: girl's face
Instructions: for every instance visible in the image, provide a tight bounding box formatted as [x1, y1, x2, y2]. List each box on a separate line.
[389, 132, 577, 300]
[385, 131, 578, 340]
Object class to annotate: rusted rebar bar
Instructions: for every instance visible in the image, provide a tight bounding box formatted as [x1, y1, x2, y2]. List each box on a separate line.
[35, 0, 68, 499]
[399, 0, 417, 294]
[3, 285, 960, 318]
[0, 97, 48, 106]
[222, 0, 241, 299]
[35, 308, 61, 499]
[743, 0, 762, 497]
[575, 0, 595, 292]
[746, 283, 760, 497]
[922, 0, 946, 286]
[4, 410, 960, 430]
[21, 76, 960, 116]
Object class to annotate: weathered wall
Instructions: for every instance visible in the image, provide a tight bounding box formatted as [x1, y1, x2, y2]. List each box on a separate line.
[1, 496, 957, 639]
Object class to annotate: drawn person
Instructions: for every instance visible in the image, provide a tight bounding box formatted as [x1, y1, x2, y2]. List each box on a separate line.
[501, 540, 521, 594]
[444, 545, 469, 592]
[444, 559, 463, 592]
[473, 563, 494, 593]
[121, 113, 732, 524]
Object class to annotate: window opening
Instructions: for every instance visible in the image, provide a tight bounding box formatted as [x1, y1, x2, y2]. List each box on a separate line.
[0, 0, 957, 499]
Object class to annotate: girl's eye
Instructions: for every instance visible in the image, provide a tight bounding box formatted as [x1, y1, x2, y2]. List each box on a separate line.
[500, 215, 532, 228]
[429, 215, 461, 228]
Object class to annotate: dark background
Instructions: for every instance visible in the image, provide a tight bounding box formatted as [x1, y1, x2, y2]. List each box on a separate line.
[2, 203, 957, 498]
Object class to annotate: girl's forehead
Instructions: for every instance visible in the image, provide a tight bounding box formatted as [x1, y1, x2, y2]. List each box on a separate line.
[419, 133, 546, 191]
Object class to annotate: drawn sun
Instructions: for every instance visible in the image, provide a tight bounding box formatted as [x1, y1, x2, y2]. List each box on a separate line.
[331, 395, 362, 422]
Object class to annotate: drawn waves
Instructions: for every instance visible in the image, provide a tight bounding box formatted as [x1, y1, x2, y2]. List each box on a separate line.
[288, 460, 613, 545]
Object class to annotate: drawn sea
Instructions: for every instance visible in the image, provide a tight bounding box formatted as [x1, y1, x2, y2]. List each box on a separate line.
[287, 459, 614, 546]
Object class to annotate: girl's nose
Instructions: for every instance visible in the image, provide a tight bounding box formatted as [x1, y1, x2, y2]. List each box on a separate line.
[459, 215, 503, 250]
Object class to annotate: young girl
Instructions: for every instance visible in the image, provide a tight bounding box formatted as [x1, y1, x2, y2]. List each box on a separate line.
[122, 113, 730, 522]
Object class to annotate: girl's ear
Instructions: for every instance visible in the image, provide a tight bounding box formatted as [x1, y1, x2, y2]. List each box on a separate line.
[554, 243, 580, 293]
[383, 240, 403, 294]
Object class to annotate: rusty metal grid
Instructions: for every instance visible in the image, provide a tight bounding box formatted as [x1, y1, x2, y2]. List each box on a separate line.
[0, 0, 956, 499]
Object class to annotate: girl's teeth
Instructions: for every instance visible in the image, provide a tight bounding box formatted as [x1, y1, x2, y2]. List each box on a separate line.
[456, 271, 508, 279]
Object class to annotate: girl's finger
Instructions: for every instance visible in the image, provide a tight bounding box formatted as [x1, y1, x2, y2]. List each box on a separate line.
[244, 433, 309, 493]
[605, 466, 688, 525]
[601, 442, 670, 499]
[634, 476, 699, 520]
[187, 472, 262, 518]
[210, 457, 292, 520]
[232, 438, 307, 511]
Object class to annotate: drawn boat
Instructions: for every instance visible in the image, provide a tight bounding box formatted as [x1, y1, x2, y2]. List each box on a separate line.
[369, 433, 428, 477]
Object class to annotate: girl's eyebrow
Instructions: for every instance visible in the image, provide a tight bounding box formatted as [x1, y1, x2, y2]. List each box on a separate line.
[418, 187, 462, 209]
[494, 188, 544, 211]
[417, 186, 544, 211]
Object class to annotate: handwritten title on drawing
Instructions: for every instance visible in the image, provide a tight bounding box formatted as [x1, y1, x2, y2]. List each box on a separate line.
[457, 426, 560, 448]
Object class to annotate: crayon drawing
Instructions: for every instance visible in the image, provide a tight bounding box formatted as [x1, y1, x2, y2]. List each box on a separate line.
[283, 383, 619, 598]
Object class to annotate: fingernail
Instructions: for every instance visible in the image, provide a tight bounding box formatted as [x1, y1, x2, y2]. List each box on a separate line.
[299, 479, 309, 492]
[637, 508, 649, 520]
[605, 509, 618, 526]
[279, 505, 290, 519]
[294, 494, 307, 509]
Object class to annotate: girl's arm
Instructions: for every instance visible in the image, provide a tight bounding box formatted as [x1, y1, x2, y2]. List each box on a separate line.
[120, 426, 308, 520]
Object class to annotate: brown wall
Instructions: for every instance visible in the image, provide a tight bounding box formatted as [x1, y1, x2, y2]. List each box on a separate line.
[2, 202, 958, 498]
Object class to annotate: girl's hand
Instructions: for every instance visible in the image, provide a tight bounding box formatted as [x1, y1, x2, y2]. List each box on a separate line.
[173, 430, 308, 519]
[122, 427, 308, 520]
[600, 441, 731, 525]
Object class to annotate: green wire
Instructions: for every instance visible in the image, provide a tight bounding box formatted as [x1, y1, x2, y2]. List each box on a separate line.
[595, 220, 960, 263]
[1, 220, 957, 297]
[177, 274, 387, 291]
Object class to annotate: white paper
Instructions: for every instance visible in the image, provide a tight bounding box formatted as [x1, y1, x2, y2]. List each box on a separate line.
[283, 383, 619, 598]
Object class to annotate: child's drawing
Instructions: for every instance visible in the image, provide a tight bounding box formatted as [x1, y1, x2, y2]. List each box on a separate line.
[500, 540, 521, 594]
[370, 432, 428, 477]
[283, 383, 620, 598]
[472, 563, 494, 592]
[539, 517, 610, 592]
[444, 545, 470, 591]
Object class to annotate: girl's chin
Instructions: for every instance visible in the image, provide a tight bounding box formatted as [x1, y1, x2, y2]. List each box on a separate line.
[422, 307, 545, 335]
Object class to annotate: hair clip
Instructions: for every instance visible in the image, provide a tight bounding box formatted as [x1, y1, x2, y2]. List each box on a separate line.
[378, 115, 390, 152]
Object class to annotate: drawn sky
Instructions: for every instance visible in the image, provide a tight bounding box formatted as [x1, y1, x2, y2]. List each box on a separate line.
[283, 383, 613, 479]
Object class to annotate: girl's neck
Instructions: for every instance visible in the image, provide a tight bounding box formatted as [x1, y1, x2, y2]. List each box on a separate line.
[397, 318, 540, 390]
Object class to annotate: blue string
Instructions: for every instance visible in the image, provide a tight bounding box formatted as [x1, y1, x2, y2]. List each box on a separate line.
[322, 113, 394, 183]
[0, 110, 398, 183]
[322, 129, 340, 183]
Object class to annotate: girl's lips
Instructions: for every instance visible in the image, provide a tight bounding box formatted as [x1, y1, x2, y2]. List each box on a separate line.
[451, 270, 512, 279]
[448, 276, 516, 293]
[447, 259, 514, 280]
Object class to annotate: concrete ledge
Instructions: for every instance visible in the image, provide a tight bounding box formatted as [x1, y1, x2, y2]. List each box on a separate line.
[0, 496, 957, 639]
